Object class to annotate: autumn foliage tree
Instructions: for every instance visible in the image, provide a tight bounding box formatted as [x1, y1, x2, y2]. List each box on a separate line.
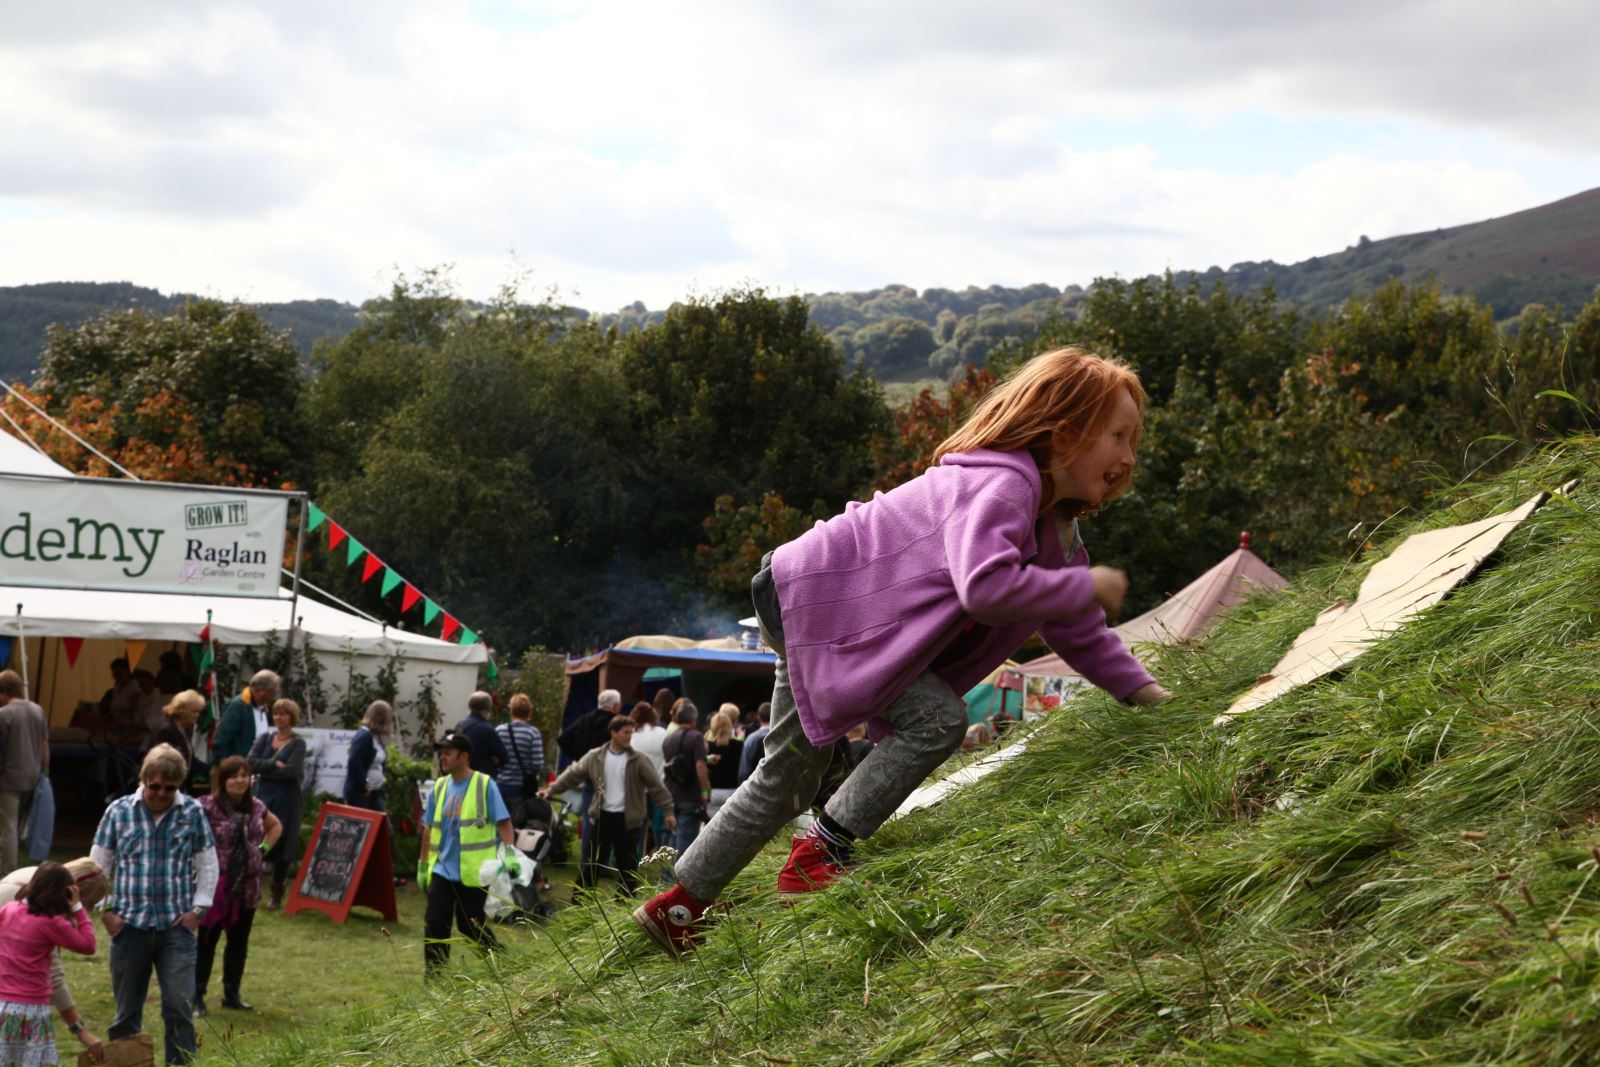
[22, 298, 308, 488]
[869, 364, 997, 491]
[1, 381, 257, 484]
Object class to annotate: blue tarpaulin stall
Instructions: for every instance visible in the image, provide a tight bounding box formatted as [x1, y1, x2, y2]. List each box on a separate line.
[561, 641, 776, 746]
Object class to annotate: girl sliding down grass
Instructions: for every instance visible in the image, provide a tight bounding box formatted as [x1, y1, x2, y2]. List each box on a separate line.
[636, 347, 1172, 956]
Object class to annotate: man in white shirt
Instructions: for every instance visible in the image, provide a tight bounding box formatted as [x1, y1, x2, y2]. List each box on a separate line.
[541, 716, 674, 897]
[90, 744, 219, 1066]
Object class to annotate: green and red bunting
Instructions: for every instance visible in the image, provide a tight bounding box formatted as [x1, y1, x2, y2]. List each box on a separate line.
[307, 500, 487, 651]
[196, 612, 219, 733]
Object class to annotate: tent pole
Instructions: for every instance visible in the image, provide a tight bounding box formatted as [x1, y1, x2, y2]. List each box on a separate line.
[14, 605, 27, 700]
[287, 494, 308, 633]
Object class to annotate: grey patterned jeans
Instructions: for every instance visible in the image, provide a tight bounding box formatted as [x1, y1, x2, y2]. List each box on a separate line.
[674, 633, 968, 904]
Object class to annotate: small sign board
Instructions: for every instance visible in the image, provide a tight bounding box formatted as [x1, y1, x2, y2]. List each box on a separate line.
[283, 800, 397, 923]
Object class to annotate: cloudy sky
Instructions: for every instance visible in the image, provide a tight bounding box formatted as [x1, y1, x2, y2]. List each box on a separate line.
[2, 0, 1595, 312]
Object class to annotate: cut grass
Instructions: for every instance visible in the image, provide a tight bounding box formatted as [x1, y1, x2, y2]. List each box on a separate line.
[183, 438, 1600, 1063]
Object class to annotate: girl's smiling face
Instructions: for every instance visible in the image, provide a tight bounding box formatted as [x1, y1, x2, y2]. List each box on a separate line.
[1045, 387, 1140, 511]
[225, 767, 253, 800]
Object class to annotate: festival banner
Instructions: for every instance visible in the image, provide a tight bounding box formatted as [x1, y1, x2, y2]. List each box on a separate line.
[0, 474, 290, 598]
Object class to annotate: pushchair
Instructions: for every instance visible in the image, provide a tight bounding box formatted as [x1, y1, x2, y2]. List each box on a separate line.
[504, 795, 563, 919]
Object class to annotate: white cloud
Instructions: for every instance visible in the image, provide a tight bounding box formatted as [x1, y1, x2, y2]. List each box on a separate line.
[0, 0, 1592, 311]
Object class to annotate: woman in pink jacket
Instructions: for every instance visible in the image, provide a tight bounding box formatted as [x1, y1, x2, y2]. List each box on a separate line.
[636, 347, 1171, 956]
[0, 862, 98, 1065]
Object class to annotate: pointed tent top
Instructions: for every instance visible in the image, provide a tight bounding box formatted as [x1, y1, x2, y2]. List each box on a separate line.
[1016, 532, 1288, 678]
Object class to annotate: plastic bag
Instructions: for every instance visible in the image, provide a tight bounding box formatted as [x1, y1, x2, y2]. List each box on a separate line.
[480, 843, 535, 920]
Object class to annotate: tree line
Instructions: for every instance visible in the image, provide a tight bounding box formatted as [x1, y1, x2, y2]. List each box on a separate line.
[6, 270, 1598, 669]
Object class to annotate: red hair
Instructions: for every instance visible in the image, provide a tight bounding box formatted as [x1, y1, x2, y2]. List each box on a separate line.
[933, 347, 1146, 499]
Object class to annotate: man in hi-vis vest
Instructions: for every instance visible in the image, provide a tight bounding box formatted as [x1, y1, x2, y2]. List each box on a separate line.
[418, 730, 514, 974]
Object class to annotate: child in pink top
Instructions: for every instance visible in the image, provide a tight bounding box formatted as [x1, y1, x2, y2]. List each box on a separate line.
[637, 347, 1172, 956]
[0, 862, 96, 1066]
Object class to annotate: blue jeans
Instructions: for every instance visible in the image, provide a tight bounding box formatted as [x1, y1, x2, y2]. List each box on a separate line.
[110, 923, 198, 1065]
[577, 781, 595, 850]
[636, 797, 667, 853]
[670, 801, 703, 855]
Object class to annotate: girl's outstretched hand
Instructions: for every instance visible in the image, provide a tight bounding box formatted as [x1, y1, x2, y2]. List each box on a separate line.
[1089, 566, 1128, 617]
[1126, 683, 1172, 705]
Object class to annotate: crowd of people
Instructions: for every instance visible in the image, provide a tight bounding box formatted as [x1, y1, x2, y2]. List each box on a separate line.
[0, 665, 416, 1066]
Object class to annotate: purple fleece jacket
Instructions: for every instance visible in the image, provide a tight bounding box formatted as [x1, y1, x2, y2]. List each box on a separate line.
[771, 447, 1156, 745]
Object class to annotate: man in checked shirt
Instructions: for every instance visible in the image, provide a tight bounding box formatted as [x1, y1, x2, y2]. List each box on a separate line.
[90, 744, 219, 1066]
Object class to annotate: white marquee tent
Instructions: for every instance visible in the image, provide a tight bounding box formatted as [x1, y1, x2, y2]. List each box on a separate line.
[1, 427, 485, 729]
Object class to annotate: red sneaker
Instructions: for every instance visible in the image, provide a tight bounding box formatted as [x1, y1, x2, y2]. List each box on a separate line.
[633, 884, 711, 958]
[776, 834, 851, 897]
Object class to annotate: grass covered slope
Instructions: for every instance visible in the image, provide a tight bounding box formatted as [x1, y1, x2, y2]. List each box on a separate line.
[240, 441, 1600, 1066]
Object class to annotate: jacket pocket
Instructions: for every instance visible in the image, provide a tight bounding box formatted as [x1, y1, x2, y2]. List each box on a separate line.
[829, 619, 901, 654]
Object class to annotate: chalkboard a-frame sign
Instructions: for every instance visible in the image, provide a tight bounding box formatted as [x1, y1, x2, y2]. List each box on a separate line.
[283, 801, 398, 923]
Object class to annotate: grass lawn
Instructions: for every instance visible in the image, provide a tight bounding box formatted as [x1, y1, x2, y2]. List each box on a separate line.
[53, 850, 582, 1064]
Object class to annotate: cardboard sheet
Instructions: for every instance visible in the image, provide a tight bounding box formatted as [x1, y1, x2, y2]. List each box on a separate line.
[893, 734, 1031, 818]
[1217, 488, 1555, 723]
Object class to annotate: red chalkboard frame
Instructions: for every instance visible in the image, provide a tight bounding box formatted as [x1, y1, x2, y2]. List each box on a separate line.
[283, 801, 398, 924]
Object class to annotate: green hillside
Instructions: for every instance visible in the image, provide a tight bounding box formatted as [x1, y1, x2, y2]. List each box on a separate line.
[1184, 185, 1600, 317]
[0, 282, 360, 382]
[219, 440, 1600, 1065]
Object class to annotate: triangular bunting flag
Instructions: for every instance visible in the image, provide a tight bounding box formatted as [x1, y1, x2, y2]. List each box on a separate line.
[380, 569, 402, 597]
[459, 627, 478, 646]
[125, 639, 147, 667]
[346, 537, 364, 567]
[440, 614, 461, 642]
[401, 584, 421, 613]
[306, 502, 326, 532]
[327, 521, 347, 550]
[361, 554, 383, 582]
[63, 637, 84, 667]
[423, 600, 441, 626]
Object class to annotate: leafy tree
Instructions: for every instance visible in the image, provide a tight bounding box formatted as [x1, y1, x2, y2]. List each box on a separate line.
[305, 282, 632, 652]
[618, 288, 890, 570]
[1, 381, 258, 485]
[849, 318, 937, 380]
[869, 364, 997, 490]
[695, 491, 818, 605]
[28, 298, 308, 487]
[1021, 273, 1311, 403]
[304, 271, 466, 480]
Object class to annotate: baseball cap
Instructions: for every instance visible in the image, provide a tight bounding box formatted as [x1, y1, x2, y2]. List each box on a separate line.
[436, 730, 473, 753]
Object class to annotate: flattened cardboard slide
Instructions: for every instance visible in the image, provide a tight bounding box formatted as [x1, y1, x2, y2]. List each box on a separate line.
[1216, 487, 1563, 725]
[893, 734, 1031, 818]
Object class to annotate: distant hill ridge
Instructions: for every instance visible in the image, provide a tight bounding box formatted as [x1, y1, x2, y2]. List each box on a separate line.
[3, 184, 1596, 384]
[0, 281, 363, 383]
